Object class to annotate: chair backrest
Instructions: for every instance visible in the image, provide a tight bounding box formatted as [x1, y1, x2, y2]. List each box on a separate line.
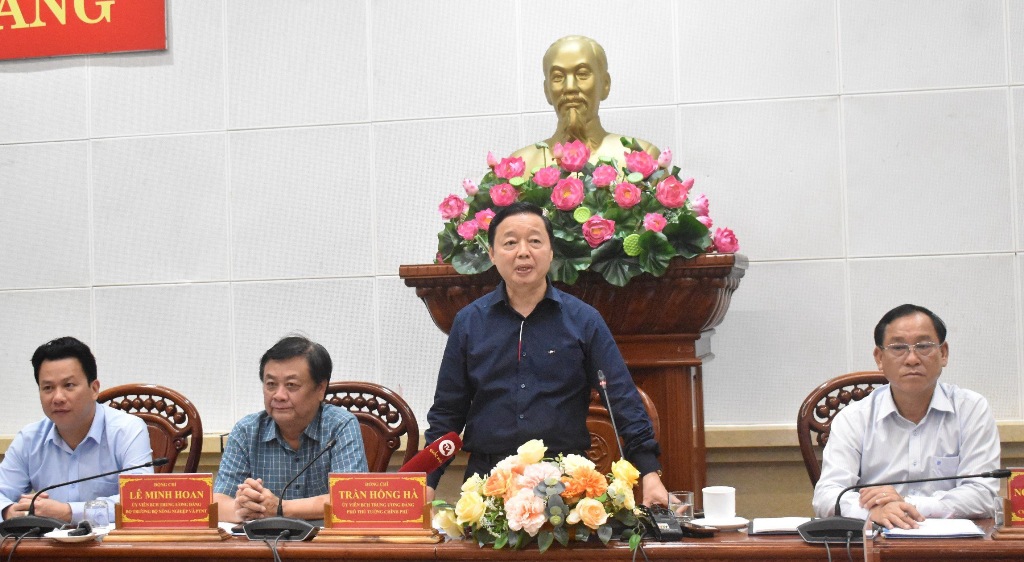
[797, 371, 888, 486]
[323, 381, 419, 472]
[586, 386, 660, 476]
[97, 384, 203, 473]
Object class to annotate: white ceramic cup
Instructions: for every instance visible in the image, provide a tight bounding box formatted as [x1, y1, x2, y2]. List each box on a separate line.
[702, 485, 736, 520]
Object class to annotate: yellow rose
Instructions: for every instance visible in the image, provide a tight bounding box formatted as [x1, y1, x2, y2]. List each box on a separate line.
[567, 497, 609, 530]
[517, 439, 547, 464]
[433, 507, 464, 538]
[606, 479, 636, 510]
[454, 491, 486, 526]
[611, 459, 640, 487]
[461, 473, 485, 494]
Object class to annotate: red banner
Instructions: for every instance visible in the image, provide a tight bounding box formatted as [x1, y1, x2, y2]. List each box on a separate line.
[0, 0, 166, 61]
[326, 473, 428, 531]
[118, 473, 213, 529]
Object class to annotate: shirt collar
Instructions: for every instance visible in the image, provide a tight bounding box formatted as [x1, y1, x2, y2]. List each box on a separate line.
[875, 383, 952, 422]
[259, 404, 326, 447]
[489, 280, 562, 310]
[45, 402, 105, 450]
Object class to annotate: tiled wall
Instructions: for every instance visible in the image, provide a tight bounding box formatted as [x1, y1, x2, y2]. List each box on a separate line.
[1, 0, 1021, 436]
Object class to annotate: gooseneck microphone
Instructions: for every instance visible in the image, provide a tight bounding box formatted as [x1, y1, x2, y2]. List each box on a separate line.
[243, 438, 337, 542]
[0, 457, 169, 537]
[797, 468, 1011, 544]
[398, 432, 463, 473]
[595, 370, 627, 462]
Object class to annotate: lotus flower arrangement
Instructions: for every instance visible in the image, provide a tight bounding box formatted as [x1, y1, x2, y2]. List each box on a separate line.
[431, 439, 646, 552]
[435, 138, 739, 287]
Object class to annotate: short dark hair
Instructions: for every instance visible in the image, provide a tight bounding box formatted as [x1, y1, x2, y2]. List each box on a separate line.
[259, 335, 332, 387]
[487, 202, 554, 249]
[873, 304, 947, 347]
[31, 337, 97, 385]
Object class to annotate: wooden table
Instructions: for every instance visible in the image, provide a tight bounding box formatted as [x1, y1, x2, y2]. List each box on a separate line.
[3, 523, 1021, 561]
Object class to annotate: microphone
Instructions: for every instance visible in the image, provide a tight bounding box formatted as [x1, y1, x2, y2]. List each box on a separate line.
[0, 457, 168, 537]
[797, 468, 1011, 544]
[399, 432, 462, 473]
[595, 370, 627, 462]
[243, 438, 336, 542]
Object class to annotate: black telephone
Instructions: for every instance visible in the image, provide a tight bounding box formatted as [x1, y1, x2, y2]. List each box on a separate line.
[637, 505, 717, 541]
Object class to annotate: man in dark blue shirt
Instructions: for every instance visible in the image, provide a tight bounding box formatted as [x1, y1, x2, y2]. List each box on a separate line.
[425, 202, 668, 505]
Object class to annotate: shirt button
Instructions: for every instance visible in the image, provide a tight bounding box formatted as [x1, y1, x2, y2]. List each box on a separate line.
[519, 414, 525, 420]
[520, 383, 526, 389]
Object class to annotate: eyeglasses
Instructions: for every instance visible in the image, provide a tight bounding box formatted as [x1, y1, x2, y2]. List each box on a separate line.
[879, 342, 941, 358]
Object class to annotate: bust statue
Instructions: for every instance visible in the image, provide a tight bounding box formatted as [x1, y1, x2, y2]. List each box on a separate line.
[511, 35, 660, 171]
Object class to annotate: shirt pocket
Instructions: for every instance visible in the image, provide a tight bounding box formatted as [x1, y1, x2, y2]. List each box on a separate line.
[927, 455, 960, 478]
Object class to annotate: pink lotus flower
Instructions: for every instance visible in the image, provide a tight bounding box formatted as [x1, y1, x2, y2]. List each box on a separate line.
[592, 164, 618, 188]
[462, 178, 479, 196]
[551, 177, 585, 211]
[474, 208, 496, 230]
[490, 183, 518, 207]
[624, 150, 658, 178]
[556, 140, 590, 172]
[713, 227, 740, 253]
[457, 220, 480, 240]
[655, 176, 693, 208]
[613, 182, 641, 209]
[486, 151, 499, 168]
[551, 142, 564, 159]
[690, 193, 710, 216]
[532, 166, 561, 188]
[504, 488, 547, 536]
[697, 215, 713, 229]
[657, 149, 673, 169]
[439, 194, 468, 220]
[434, 252, 443, 264]
[495, 156, 526, 180]
[582, 215, 615, 248]
[643, 213, 667, 233]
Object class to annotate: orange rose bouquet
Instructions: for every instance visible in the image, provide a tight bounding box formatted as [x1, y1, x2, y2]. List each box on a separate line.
[431, 439, 645, 552]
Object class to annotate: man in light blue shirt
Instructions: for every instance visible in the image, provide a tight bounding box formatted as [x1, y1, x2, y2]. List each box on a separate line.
[813, 305, 1000, 529]
[213, 336, 367, 523]
[0, 337, 154, 524]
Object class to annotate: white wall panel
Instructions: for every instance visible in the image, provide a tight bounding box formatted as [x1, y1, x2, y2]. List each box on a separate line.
[371, 0, 519, 120]
[0, 142, 91, 289]
[839, 0, 1005, 92]
[703, 260, 849, 424]
[92, 134, 230, 285]
[232, 278, 378, 427]
[93, 283, 234, 432]
[373, 116, 522, 275]
[1015, 87, 1024, 252]
[844, 89, 1013, 256]
[0, 59, 88, 144]
[1012, 2, 1024, 84]
[676, 0, 838, 102]
[517, 0, 678, 112]
[230, 125, 374, 280]
[0, 289, 92, 435]
[677, 97, 844, 260]
[848, 255, 1020, 419]
[90, 0, 225, 137]
[225, 0, 369, 129]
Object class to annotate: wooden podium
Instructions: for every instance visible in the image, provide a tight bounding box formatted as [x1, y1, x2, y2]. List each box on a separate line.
[399, 253, 747, 502]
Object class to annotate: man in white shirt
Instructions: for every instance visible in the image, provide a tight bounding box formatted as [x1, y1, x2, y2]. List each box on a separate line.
[812, 304, 1000, 529]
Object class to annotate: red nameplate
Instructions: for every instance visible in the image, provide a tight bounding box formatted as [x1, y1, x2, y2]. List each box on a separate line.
[118, 473, 213, 529]
[0, 0, 166, 61]
[1009, 468, 1024, 527]
[325, 473, 427, 530]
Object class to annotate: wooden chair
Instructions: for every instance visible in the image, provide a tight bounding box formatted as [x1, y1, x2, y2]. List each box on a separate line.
[586, 387, 661, 476]
[97, 384, 203, 473]
[323, 381, 419, 472]
[797, 371, 888, 486]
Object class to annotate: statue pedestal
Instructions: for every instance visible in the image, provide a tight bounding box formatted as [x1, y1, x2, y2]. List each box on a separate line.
[399, 254, 747, 501]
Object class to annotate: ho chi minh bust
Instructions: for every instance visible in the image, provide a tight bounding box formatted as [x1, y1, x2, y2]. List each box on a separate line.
[511, 35, 660, 172]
